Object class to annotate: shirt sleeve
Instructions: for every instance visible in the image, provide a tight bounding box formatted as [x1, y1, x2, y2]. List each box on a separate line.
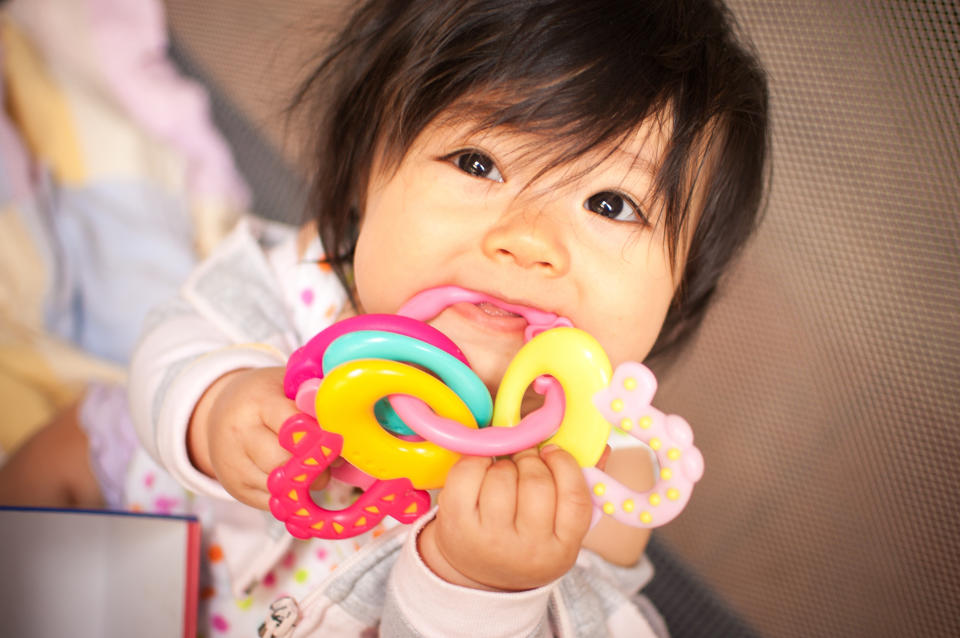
[379, 509, 667, 638]
[126, 218, 299, 500]
[380, 509, 555, 638]
[127, 296, 288, 500]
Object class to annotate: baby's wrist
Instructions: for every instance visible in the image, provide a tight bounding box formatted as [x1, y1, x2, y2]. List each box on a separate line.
[416, 520, 502, 592]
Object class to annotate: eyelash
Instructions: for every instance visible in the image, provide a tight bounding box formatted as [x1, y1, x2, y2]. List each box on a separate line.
[584, 191, 649, 226]
[445, 149, 649, 226]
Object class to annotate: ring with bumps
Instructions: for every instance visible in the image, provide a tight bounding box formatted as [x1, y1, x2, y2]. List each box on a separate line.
[269, 310, 704, 540]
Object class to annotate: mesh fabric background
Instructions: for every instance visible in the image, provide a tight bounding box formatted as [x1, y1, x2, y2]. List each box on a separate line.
[654, 3, 959, 636]
[165, 1, 960, 636]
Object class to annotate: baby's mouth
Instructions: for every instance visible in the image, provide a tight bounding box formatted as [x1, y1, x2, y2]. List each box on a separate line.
[398, 285, 572, 341]
[475, 301, 522, 318]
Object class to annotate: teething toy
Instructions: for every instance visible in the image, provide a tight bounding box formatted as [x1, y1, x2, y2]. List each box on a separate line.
[283, 313, 469, 400]
[388, 375, 562, 456]
[267, 413, 430, 539]
[269, 285, 704, 539]
[270, 317, 479, 538]
[323, 330, 493, 433]
[586, 362, 704, 527]
[397, 285, 573, 341]
[492, 327, 612, 467]
[315, 359, 479, 489]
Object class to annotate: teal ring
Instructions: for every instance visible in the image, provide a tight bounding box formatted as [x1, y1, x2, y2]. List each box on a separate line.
[322, 330, 492, 435]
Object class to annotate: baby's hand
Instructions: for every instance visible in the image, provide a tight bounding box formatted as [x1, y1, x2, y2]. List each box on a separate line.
[419, 445, 594, 591]
[188, 367, 330, 509]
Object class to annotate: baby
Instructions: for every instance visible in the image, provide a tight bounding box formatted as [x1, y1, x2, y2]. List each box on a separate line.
[26, 0, 771, 635]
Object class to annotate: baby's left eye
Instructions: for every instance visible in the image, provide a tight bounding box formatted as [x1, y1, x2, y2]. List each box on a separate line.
[452, 150, 504, 183]
[584, 191, 647, 224]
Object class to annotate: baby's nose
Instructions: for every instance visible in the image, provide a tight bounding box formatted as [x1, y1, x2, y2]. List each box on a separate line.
[481, 208, 570, 275]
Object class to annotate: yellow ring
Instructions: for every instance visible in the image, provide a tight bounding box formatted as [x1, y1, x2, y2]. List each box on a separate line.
[315, 359, 478, 489]
[491, 327, 612, 467]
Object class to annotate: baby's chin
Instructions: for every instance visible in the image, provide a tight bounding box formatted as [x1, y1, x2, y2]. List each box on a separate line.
[464, 353, 520, 401]
[428, 326, 518, 383]
[470, 358, 511, 397]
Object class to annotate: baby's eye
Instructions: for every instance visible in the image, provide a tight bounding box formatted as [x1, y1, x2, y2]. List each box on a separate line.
[584, 191, 647, 224]
[453, 151, 504, 183]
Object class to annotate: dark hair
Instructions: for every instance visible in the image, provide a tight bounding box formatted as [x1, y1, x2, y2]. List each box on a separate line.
[293, 0, 769, 358]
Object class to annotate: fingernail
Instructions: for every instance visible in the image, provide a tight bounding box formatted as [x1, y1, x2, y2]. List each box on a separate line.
[540, 444, 559, 455]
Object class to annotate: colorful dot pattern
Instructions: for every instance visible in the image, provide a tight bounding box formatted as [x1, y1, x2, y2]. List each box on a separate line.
[118, 238, 373, 637]
[197, 530, 379, 637]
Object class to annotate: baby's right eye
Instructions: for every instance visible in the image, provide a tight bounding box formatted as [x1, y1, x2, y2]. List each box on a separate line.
[452, 150, 504, 183]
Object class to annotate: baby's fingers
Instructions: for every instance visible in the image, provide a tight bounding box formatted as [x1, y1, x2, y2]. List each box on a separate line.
[240, 486, 273, 511]
[250, 413, 331, 492]
[540, 445, 593, 543]
[217, 453, 274, 510]
[478, 458, 519, 529]
[260, 390, 301, 435]
[513, 448, 557, 535]
[246, 425, 296, 476]
[437, 455, 491, 523]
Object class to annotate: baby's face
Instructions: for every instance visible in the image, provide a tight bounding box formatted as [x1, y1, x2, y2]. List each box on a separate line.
[353, 117, 685, 391]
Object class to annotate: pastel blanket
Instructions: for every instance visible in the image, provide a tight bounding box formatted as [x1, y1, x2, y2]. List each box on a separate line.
[0, 0, 250, 454]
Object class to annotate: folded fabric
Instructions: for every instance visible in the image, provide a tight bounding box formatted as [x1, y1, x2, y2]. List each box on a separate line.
[0, 0, 252, 453]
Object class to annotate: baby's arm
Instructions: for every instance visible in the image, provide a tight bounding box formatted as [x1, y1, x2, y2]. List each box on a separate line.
[127, 219, 334, 506]
[127, 299, 299, 504]
[417, 443, 653, 590]
[581, 445, 655, 566]
[382, 445, 662, 637]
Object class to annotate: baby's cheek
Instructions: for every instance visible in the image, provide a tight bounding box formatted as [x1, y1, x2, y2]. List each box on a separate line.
[594, 308, 668, 365]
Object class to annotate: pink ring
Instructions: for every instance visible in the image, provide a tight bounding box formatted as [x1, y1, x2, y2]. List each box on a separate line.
[398, 286, 572, 341]
[389, 377, 564, 456]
